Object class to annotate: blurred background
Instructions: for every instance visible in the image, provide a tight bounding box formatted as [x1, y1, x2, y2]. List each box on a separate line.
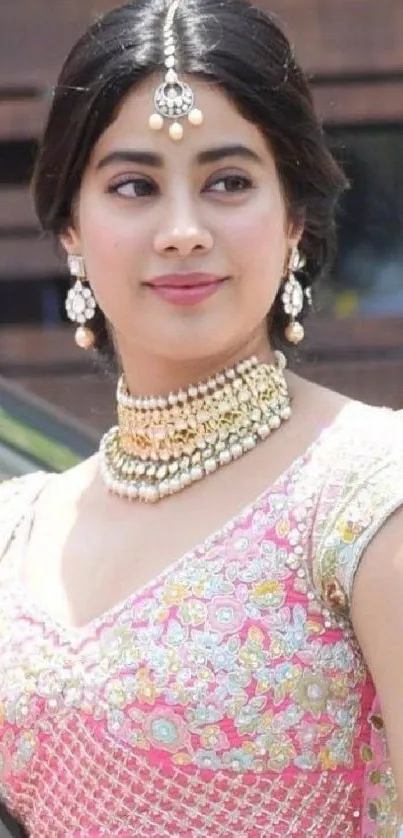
[0, 0, 403, 466]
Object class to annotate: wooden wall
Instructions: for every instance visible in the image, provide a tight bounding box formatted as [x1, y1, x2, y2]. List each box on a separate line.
[268, 0, 403, 123]
[2, 0, 403, 138]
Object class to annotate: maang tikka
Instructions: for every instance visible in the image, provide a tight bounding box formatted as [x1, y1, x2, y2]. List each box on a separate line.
[149, 0, 204, 141]
[282, 247, 311, 344]
[65, 255, 97, 350]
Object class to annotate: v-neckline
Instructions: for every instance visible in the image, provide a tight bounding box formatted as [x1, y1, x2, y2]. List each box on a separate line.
[4, 400, 359, 645]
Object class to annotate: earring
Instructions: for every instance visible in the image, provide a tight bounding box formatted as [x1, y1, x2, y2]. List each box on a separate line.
[282, 247, 308, 344]
[65, 255, 96, 350]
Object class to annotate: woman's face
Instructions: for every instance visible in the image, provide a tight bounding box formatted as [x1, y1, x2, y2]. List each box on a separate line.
[63, 76, 298, 368]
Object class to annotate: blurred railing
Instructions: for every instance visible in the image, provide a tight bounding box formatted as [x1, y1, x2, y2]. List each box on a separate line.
[0, 375, 99, 478]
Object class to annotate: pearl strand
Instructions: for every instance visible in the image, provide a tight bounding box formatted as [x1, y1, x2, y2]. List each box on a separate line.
[99, 353, 291, 503]
[117, 355, 260, 411]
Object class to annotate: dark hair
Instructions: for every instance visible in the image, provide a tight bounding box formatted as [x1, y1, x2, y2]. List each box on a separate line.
[32, 0, 347, 360]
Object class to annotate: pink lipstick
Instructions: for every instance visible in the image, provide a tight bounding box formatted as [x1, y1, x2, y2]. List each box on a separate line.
[146, 273, 226, 306]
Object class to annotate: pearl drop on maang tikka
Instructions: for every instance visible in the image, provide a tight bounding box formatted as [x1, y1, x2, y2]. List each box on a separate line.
[149, 0, 204, 141]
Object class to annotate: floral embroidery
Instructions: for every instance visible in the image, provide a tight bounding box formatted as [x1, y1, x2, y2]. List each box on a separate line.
[296, 672, 330, 717]
[0, 403, 403, 835]
[144, 708, 190, 751]
[207, 597, 246, 634]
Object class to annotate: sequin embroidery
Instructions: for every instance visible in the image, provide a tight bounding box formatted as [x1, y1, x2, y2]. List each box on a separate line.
[0, 402, 402, 836]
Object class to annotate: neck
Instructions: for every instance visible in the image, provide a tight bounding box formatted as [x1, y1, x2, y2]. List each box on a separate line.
[116, 334, 275, 397]
[101, 341, 291, 503]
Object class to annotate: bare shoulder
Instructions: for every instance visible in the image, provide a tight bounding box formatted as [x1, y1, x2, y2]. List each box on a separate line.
[287, 371, 353, 437]
[291, 370, 403, 442]
[289, 369, 352, 408]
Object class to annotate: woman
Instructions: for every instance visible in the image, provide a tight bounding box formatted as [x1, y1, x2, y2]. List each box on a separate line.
[1, 0, 403, 835]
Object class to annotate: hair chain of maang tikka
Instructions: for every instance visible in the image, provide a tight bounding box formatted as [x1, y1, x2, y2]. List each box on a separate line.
[149, 0, 204, 141]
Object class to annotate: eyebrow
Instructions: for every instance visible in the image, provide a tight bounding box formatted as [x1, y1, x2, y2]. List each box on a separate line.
[95, 144, 264, 171]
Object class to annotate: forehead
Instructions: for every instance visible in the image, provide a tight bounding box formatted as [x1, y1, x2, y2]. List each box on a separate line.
[91, 75, 275, 166]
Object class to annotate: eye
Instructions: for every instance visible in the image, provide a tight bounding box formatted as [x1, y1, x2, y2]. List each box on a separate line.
[207, 174, 255, 194]
[108, 177, 157, 198]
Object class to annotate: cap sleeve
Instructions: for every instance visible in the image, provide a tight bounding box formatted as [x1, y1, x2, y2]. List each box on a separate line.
[0, 473, 47, 560]
[312, 409, 403, 615]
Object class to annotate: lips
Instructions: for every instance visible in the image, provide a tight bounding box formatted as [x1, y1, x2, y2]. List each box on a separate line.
[147, 273, 223, 288]
[145, 273, 227, 306]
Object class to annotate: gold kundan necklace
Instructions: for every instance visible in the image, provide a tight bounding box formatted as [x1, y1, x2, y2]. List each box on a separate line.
[99, 352, 292, 502]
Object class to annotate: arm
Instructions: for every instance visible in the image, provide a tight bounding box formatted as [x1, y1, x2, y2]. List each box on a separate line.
[351, 506, 403, 814]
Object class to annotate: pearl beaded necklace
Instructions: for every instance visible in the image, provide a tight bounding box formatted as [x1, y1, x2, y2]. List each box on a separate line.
[99, 353, 291, 503]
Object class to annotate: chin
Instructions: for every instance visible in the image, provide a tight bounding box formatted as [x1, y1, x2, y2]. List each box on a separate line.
[150, 330, 235, 365]
[163, 341, 224, 364]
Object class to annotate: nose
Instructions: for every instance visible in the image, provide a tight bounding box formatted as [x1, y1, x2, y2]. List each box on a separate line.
[153, 202, 213, 257]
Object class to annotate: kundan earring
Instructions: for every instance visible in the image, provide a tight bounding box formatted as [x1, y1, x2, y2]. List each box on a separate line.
[65, 255, 96, 350]
[282, 247, 310, 344]
[149, 0, 204, 141]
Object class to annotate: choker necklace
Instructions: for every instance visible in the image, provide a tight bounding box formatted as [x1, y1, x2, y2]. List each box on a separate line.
[99, 352, 292, 503]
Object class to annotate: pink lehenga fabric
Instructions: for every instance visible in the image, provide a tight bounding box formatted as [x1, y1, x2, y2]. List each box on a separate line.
[0, 401, 403, 837]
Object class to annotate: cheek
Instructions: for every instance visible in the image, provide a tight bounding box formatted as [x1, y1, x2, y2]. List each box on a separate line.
[221, 197, 288, 275]
[74, 202, 130, 327]
[77, 195, 149, 301]
[80, 200, 143, 262]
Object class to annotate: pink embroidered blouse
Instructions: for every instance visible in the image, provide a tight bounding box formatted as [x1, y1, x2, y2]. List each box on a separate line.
[0, 400, 403, 837]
